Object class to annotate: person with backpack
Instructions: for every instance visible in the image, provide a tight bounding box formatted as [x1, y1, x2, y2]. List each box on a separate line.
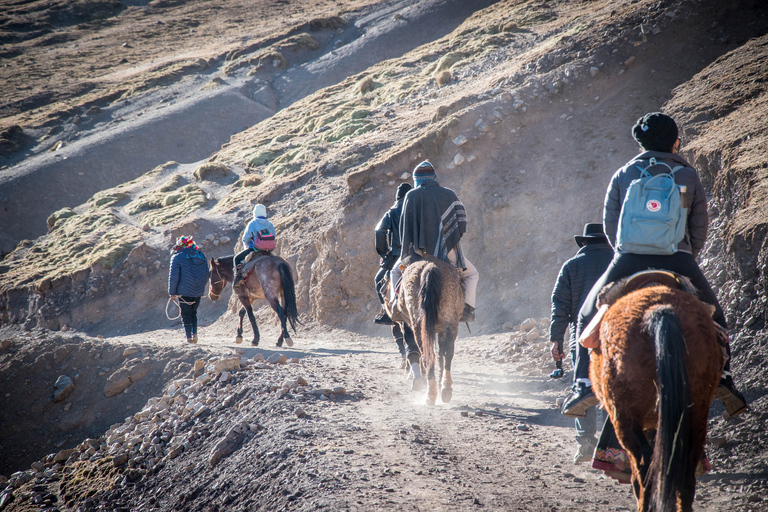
[234, 203, 276, 286]
[561, 112, 746, 419]
[168, 236, 210, 343]
[373, 182, 412, 325]
[549, 223, 613, 463]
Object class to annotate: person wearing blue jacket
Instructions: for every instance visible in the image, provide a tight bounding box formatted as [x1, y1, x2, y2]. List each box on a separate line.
[234, 203, 277, 286]
[168, 236, 210, 343]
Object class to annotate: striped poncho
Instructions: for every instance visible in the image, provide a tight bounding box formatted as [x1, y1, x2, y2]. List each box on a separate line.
[399, 180, 467, 268]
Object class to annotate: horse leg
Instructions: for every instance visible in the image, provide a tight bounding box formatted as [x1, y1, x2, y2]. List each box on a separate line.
[426, 362, 438, 406]
[439, 327, 456, 403]
[239, 301, 259, 346]
[617, 423, 653, 510]
[236, 307, 246, 344]
[276, 302, 292, 348]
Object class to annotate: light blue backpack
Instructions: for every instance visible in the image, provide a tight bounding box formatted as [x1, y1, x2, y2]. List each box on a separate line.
[616, 158, 687, 255]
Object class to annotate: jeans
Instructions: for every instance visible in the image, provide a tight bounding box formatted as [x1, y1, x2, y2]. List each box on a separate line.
[179, 296, 201, 339]
[573, 251, 727, 381]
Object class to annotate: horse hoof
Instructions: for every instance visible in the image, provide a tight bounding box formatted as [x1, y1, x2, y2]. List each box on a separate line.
[411, 376, 426, 392]
[284, 337, 294, 348]
[235, 336, 243, 344]
[251, 340, 259, 346]
[441, 387, 453, 403]
[425, 396, 437, 406]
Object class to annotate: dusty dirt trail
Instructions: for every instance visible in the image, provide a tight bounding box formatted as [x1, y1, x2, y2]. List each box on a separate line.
[3, 313, 766, 511]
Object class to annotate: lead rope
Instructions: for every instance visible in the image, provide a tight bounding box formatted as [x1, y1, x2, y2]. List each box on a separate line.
[166, 297, 181, 320]
[166, 297, 200, 320]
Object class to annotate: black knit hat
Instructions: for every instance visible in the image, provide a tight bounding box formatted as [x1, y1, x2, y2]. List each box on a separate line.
[632, 112, 679, 152]
[396, 182, 412, 201]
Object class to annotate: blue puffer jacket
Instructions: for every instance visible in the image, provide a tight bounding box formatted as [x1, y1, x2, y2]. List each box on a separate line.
[168, 248, 210, 297]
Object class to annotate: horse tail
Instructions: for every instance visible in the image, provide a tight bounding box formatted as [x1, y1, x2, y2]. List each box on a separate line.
[278, 261, 299, 332]
[647, 305, 692, 511]
[418, 264, 442, 369]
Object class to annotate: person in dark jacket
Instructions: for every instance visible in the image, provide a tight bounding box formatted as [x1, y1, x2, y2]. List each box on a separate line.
[168, 236, 210, 343]
[561, 112, 746, 418]
[395, 160, 479, 322]
[373, 182, 412, 325]
[549, 223, 613, 463]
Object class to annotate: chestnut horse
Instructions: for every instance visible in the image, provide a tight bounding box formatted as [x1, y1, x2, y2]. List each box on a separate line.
[387, 253, 464, 405]
[208, 254, 298, 347]
[590, 277, 723, 512]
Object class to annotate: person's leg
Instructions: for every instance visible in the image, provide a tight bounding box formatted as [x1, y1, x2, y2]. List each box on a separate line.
[375, 267, 388, 305]
[574, 405, 598, 463]
[660, 253, 747, 415]
[374, 268, 394, 325]
[389, 261, 402, 302]
[565, 254, 648, 416]
[179, 299, 195, 342]
[447, 249, 478, 321]
[233, 248, 254, 285]
[184, 297, 201, 343]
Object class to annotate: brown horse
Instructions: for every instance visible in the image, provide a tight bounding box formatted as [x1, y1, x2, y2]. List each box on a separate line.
[589, 275, 723, 512]
[208, 254, 298, 347]
[387, 254, 464, 405]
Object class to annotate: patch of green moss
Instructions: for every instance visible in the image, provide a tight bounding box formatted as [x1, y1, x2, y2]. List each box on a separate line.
[193, 162, 230, 181]
[88, 190, 129, 209]
[139, 184, 206, 226]
[0, 210, 144, 289]
[248, 148, 281, 168]
[321, 119, 377, 143]
[47, 208, 77, 230]
[125, 176, 184, 215]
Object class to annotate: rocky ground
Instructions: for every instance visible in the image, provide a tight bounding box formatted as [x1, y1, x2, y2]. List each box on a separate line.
[2, 0, 768, 510]
[2, 318, 767, 512]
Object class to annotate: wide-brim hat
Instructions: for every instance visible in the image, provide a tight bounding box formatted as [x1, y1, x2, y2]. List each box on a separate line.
[575, 223, 607, 247]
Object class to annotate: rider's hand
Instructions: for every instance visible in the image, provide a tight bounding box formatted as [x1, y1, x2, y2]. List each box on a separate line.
[550, 341, 564, 361]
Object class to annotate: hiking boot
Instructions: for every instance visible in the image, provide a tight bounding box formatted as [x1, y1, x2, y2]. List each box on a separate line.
[573, 438, 597, 464]
[715, 374, 747, 418]
[460, 303, 475, 322]
[561, 383, 599, 418]
[185, 338, 194, 344]
[233, 264, 244, 286]
[191, 334, 198, 344]
[374, 311, 394, 325]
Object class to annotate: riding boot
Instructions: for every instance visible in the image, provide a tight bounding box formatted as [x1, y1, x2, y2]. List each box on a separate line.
[233, 264, 244, 287]
[374, 309, 394, 325]
[460, 303, 475, 322]
[714, 326, 747, 418]
[716, 371, 747, 418]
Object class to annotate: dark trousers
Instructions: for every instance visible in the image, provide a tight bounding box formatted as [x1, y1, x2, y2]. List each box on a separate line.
[573, 251, 727, 381]
[394, 323, 421, 363]
[234, 247, 254, 270]
[180, 296, 201, 339]
[375, 267, 389, 305]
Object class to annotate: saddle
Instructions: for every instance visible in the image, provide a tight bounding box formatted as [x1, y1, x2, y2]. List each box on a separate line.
[579, 270, 695, 349]
[237, 251, 271, 285]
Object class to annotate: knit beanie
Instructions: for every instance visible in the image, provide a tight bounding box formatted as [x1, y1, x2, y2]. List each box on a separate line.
[253, 203, 267, 218]
[413, 161, 436, 187]
[395, 182, 412, 201]
[173, 236, 197, 251]
[632, 112, 679, 152]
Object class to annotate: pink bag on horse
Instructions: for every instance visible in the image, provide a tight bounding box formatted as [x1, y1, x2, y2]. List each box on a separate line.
[253, 229, 275, 251]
